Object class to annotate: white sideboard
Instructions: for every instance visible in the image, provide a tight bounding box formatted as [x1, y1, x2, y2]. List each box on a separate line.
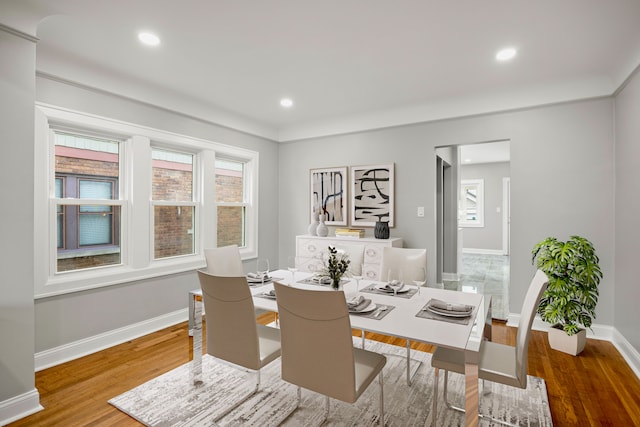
[295, 235, 403, 281]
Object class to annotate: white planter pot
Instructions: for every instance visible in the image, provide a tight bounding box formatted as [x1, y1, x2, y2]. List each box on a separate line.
[548, 325, 587, 355]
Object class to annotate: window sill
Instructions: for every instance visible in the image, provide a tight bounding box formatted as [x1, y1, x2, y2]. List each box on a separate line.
[36, 256, 206, 299]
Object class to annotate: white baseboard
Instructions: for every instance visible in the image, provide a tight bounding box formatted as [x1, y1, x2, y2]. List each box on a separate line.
[463, 248, 505, 255]
[507, 313, 639, 379]
[0, 388, 42, 427]
[442, 272, 461, 281]
[35, 308, 188, 372]
[612, 328, 640, 379]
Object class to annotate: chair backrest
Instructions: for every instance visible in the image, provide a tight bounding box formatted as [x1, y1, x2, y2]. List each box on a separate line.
[515, 269, 549, 387]
[197, 270, 261, 370]
[379, 247, 427, 281]
[273, 282, 357, 402]
[204, 245, 244, 276]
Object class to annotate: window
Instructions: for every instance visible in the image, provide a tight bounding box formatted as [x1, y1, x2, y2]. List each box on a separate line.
[459, 179, 484, 227]
[152, 148, 196, 259]
[54, 131, 122, 272]
[35, 104, 259, 297]
[215, 158, 246, 247]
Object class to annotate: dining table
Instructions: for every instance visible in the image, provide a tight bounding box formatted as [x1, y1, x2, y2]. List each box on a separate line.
[189, 269, 492, 427]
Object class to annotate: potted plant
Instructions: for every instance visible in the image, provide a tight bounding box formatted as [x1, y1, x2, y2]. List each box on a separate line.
[531, 235, 602, 355]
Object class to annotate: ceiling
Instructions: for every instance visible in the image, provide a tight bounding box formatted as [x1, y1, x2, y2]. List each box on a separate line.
[3, 1, 640, 142]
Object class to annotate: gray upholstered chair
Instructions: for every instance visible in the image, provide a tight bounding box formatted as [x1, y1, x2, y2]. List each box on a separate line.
[197, 270, 281, 421]
[379, 246, 427, 282]
[204, 244, 270, 319]
[273, 282, 387, 425]
[375, 246, 428, 385]
[430, 269, 549, 426]
[204, 244, 244, 276]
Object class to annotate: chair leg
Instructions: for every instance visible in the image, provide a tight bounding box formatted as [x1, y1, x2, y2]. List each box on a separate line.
[361, 336, 420, 386]
[442, 370, 465, 413]
[379, 371, 385, 426]
[212, 369, 261, 422]
[406, 340, 420, 386]
[440, 372, 520, 427]
[272, 386, 302, 425]
[322, 396, 330, 424]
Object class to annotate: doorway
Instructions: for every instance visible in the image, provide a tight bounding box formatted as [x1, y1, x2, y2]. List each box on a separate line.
[439, 140, 511, 319]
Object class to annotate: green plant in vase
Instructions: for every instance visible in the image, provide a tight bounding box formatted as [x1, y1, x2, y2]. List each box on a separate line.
[531, 235, 602, 337]
[324, 246, 350, 290]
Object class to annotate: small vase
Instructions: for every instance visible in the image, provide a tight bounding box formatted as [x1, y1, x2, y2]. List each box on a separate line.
[308, 210, 319, 236]
[374, 221, 389, 239]
[332, 278, 342, 290]
[316, 214, 328, 237]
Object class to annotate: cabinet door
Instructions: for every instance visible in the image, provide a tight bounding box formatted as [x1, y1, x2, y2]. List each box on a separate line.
[364, 244, 384, 265]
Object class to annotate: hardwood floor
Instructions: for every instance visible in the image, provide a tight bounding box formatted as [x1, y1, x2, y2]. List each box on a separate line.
[9, 315, 640, 426]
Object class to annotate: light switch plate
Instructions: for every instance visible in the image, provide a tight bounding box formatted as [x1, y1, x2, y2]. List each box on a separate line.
[417, 206, 425, 217]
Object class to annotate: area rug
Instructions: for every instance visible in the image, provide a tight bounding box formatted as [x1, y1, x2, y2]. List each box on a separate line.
[109, 340, 552, 426]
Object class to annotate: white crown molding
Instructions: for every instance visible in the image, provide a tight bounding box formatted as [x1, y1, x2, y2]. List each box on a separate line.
[36, 70, 280, 142]
[37, 63, 618, 144]
[0, 22, 39, 42]
[276, 77, 613, 142]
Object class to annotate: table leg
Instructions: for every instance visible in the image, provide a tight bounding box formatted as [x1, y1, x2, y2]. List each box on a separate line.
[191, 293, 203, 385]
[188, 289, 202, 336]
[464, 361, 479, 427]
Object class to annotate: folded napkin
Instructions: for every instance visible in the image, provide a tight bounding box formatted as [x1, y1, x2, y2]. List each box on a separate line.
[377, 283, 404, 292]
[247, 272, 270, 280]
[264, 289, 276, 297]
[429, 299, 472, 313]
[389, 280, 403, 286]
[311, 275, 332, 284]
[347, 296, 371, 312]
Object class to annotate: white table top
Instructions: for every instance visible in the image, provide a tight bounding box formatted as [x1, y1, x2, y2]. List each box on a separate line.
[251, 270, 490, 354]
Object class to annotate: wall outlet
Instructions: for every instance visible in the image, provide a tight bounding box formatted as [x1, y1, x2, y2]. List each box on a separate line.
[417, 206, 425, 217]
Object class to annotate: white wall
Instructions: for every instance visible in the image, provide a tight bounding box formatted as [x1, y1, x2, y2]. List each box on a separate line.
[461, 161, 510, 252]
[279, 98, 616, 330]
[0, 29, 39, 419]
[615, 69, 640, 352]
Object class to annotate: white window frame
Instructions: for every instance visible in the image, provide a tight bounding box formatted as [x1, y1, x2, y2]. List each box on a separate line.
[213, 152, 259, 260]
[150, 146, 198, 261]
[34, 103, 259, 298]
[459, 179, 484, 228]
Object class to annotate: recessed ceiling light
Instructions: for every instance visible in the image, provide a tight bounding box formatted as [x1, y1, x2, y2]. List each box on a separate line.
[138, 32, 160, 46]
[496, 47, 517, 62]
[464, 158, 472, 163]
[280, 98, 293, 108]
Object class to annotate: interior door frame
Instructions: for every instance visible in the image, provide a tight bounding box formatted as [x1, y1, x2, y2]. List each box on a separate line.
[502, 177, 510, 255]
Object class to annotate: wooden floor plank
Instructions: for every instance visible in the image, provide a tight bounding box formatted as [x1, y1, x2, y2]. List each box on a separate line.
[8, 316, 640, 426]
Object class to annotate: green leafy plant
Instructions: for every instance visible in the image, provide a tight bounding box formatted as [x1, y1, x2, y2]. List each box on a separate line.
[531, 235, 602, 336]
[324, 246, 350, 290]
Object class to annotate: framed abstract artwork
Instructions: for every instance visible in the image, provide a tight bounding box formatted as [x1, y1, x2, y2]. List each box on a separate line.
[310, 167, 347, 226]
[350, 163, 394, 227]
